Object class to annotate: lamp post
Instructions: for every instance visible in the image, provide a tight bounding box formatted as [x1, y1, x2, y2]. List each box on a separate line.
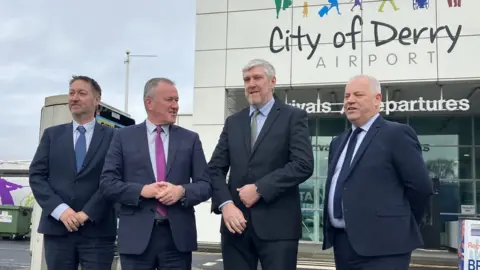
[124, 50, 158, 113]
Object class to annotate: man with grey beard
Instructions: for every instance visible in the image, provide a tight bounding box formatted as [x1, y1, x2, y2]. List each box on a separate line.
[209, 59, 314, 270]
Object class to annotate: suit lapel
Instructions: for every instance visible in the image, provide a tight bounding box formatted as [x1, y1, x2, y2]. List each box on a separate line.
[166, 125, 179, 176]
[326, 131, 350, 184]
[65, 123, 77, 173]
[344, 116, 384, 182]
[241, 109, 252, 156]
[137, 122, 156, 182]
[79, 122, 105, 173]
[251, 102, 281, 157]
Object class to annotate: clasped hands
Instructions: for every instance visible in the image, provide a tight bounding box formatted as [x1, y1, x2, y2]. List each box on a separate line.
[59, 209, 89, 232]
[140, 182, 184, 206]
[222, 184, 260, 234]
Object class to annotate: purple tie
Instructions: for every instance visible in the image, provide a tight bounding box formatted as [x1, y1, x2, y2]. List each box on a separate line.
[155, 126, 167, 216]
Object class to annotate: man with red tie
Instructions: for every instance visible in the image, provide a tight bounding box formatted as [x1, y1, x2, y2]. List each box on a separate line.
[100, 77, 212, 270]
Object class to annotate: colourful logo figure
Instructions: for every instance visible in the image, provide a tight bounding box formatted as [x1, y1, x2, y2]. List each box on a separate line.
[378, 0, 399, 12]
[448, 0, 461, 7]
[413, 0, 429, 9]
[275, 0, 292, 19]
[303, 2, 309, 17]
[318, 0, 341, 17]
[350, 0, 363, 11]
[0, 177, 24, 205]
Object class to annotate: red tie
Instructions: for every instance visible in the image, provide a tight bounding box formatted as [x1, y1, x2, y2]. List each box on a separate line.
[155, 126, 167, 216]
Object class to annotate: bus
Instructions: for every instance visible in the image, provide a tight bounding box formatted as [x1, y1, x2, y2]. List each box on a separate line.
[96, 103, 135, 128]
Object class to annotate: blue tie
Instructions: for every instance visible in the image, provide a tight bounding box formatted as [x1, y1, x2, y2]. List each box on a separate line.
[333, 127, 363, 219]
[75, 126, 87, 172]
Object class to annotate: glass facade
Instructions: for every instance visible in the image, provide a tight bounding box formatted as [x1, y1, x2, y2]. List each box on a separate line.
[225, 82, 480, 247]
[302, 115, 480, 245]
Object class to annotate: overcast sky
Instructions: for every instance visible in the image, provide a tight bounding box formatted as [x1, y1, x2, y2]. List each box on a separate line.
[0, 1, 195, 160]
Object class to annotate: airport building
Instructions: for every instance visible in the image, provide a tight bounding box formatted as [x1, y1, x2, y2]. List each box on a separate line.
[191, 0, 480, 249]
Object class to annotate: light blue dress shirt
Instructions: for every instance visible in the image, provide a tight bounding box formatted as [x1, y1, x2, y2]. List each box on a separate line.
[50, 118, 96, 220]
[218, 98, 276, 210]
[327, 113, 379, 228]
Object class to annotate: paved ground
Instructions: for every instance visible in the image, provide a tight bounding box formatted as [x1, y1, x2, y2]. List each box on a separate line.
[0, 239, 458, 270]
[0, 238, 30, 270]
[191, 252, 458, 270]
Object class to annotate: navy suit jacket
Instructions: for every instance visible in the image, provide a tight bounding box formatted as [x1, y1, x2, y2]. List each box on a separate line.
[29, 122, 117, 237]
[322, 116, 434, 256]
[99, 122, 212, 255]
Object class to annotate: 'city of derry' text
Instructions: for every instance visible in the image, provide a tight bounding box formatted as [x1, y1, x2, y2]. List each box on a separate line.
[269, 15, 462, 60]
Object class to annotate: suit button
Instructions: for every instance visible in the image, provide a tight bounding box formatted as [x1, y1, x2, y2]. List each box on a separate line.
[248, 168, 252, 171]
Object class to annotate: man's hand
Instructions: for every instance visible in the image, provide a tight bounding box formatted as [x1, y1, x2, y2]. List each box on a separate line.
[140, 183, 164, 199]
[237, 184, 260, 208]
[75, 211, 89, 225]
[59, 208, 80, 232]
[221, 202, 247, 234]
[155, 182, 184, 205]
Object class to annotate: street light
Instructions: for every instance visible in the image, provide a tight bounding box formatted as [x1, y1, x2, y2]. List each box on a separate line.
[124, 50, 158, 113]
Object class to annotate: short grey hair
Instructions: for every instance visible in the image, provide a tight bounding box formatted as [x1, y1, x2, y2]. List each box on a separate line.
[143, 77, 175, 99]
[348, 74, 381, 94]
[242, 59, 276, 79]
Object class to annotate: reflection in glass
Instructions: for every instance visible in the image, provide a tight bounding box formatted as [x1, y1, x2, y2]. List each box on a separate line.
[423, 147, 472, 180]
[409, 116, 472, 145]
[476, 117, 480, 145]
[439, 180, 474, 216]
[301, 209, 315, 241]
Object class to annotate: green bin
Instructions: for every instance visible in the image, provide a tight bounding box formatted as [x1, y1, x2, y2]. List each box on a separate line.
[0, 205, 33, 239]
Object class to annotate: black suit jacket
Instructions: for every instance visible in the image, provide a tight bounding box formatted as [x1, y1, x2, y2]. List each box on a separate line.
[99, 123, 212, 255]
[322, 116, 434, 256]
[209, 101, 314, 240]
[29, 122, 117, 237]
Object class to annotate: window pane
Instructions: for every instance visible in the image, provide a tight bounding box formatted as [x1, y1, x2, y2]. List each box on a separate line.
[409, 116, 472, 145]
[475, 117, 480, 146]
[384, 116, 407, 124]
[301, 209, 316, 242]
[476, 147, 480, 179]
[424, 147, 472, 179]
[440, 180, 474, 215]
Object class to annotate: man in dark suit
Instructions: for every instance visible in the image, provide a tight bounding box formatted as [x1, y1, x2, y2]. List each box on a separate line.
[29, 75, 117, 270]
[99, 77, 212, 270]
[209, 59, 314, 270]
[322, 74, 434, 269]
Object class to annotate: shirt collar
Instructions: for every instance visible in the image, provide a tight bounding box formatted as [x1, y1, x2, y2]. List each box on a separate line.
[146, 119, 170, 135]
[352, 113, 379, 132]
[249, 98, 275, 117]
[72, 118, 96, 132]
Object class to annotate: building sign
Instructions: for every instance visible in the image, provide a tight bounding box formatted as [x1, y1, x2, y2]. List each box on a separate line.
[300, 188, 314, 204]
[287, 97, 470, 115]
[270, 2, 463, 69]
[458, 220, 480, 270]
